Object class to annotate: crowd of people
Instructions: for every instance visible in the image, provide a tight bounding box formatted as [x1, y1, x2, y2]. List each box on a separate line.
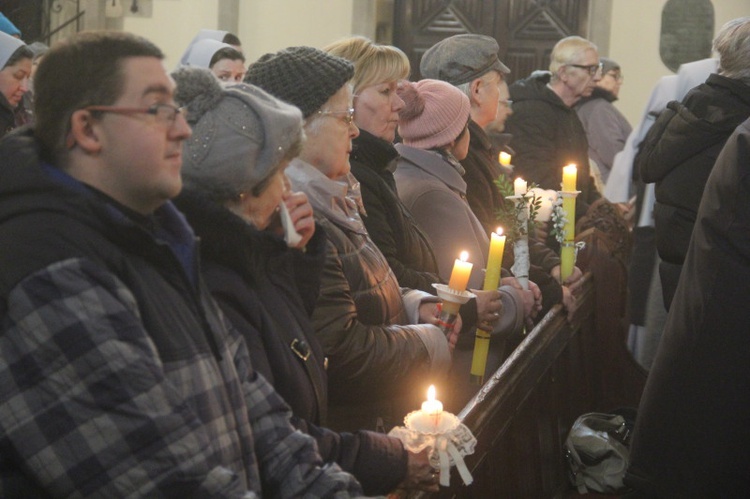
[0, 9, 748, 497]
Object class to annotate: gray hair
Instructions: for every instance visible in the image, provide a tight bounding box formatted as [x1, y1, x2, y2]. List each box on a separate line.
[549, 36, 598, 82]
[713, 17, 750, 84]
[454, 70, 499, 100]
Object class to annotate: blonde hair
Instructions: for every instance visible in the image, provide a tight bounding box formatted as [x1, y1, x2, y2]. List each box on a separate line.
[324, 36, 410, 94]
[549, 36, 598, 81]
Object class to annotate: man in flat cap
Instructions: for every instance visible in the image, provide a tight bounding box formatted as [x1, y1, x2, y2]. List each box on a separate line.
[420, 33, 511, 237]
[421, 34, 581, 321]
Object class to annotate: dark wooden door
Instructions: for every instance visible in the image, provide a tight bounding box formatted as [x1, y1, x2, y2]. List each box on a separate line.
[394, 0, 590, 84]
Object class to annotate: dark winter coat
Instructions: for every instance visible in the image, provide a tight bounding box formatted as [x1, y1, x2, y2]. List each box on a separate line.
[626, 117, 750, 498]
[461, 120, 563, 315]
[505, 71, 601, 218]
[349, 129, 442, 293]
[637, 73, 750, 308]
[287, 158, 451, 432]
[175, 189, 409, 495]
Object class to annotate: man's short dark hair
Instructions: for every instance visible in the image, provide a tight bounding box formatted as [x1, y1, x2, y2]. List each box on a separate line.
[209, 46, 245, 68]
[34, 31, 163, 163]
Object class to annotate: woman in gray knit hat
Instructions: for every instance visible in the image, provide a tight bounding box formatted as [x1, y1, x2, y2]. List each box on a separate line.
[172, 67, 441, 494]
[246, 46, 457, 442]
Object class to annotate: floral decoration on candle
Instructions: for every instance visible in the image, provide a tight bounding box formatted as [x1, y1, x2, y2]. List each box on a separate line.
[552, 164, 584, 283]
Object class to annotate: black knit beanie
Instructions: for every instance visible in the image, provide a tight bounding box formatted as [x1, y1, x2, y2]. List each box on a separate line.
[245, 46, 354, 118]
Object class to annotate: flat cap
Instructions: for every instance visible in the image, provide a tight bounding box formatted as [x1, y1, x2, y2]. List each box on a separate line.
[420, 34, 510, 86]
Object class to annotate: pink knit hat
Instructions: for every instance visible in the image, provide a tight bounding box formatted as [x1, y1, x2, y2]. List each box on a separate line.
[397, 79, 471, 150]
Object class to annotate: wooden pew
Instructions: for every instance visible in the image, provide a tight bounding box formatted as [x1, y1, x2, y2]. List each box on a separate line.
[417, 200, 647, 498]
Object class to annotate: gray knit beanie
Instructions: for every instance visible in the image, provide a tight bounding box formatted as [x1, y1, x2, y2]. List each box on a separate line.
[173, 67, 303, 201]
[244, 46, 354, 118]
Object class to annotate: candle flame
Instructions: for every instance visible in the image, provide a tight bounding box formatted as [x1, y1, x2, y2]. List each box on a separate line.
[499, 152, 511, 166]
[495, 227, 504, 236]
[427, 385, 436, 401]
[459, 251, 468, 262]
[564, 163, 577, 170]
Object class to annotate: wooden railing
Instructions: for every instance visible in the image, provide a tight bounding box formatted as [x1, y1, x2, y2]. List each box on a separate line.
[418, 200, 647, 498]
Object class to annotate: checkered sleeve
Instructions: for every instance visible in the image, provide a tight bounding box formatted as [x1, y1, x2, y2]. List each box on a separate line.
[227, 327, 366, 498]
[0, 258, 254, 498]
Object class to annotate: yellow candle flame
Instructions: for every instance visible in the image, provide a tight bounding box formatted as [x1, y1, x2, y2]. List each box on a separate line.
[459, 251, 468, 262]
[499, 152, 512, 166]
[495, 227, 504, 237]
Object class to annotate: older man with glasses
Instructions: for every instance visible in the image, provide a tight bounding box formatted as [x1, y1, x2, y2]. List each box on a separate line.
[505, 35, 603, 222]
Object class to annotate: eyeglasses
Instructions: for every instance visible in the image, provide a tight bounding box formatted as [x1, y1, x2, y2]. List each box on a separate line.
[85, 103, 185, 127]
[605, 72, 624, 83]
[317, 107, 355, 125]
[568, 62, 604, 76]
[499, 99, 513, 110]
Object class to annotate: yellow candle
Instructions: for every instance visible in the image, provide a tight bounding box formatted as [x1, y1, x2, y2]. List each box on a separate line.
[560, 194, 577, 282]
[514, 177, 527, 196]
[448, 251, 472, 291]
[484, 228, 505, 291]
[499, 152, 512, 166]
[562, 164, 577, 192]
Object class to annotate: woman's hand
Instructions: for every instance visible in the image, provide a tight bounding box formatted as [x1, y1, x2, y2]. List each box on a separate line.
[472, 288, 503, 331]
[282, 190, 315, 249]
[419, 302, 461, 351]
[550, 265, 583, 286]
[398, 448, 439, 492]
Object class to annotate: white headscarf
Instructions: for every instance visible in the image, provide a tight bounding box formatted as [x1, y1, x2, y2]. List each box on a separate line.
[0, 30, 25, 69]
[178, 29, 228, 67]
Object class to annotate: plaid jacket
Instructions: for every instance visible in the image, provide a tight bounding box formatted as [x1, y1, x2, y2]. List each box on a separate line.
[0, 131, 365, 498]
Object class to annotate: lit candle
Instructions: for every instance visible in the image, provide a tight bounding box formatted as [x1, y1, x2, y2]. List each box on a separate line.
[514, 177, 527, 196]
[562, 164, 577, 192]
[499, 152, 512, 167]
[484, 228, 505, 292]
[421, 385, 443, 427]
[448, 251, 472, 291]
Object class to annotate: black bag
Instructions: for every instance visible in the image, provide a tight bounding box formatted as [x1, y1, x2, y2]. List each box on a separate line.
[564, 409, 635, 494]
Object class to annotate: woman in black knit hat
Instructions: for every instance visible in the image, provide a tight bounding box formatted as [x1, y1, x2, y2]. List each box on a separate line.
[246, 46, 459, 439]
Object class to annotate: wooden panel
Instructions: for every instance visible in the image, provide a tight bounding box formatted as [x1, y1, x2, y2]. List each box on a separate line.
[394, 0, 589, 83]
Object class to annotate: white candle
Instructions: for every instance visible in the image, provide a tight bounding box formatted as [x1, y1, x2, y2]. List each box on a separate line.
[514, 177, 527, 196]
[421, 385, 443, 428]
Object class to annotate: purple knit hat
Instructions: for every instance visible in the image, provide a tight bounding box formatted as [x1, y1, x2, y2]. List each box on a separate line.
[397, 79, 470, 150]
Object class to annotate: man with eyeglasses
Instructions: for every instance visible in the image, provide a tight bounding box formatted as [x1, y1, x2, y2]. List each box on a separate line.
[0, 31, 364, 497]
[575, 57, 632, 186]
[505, 35, 602, 222]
